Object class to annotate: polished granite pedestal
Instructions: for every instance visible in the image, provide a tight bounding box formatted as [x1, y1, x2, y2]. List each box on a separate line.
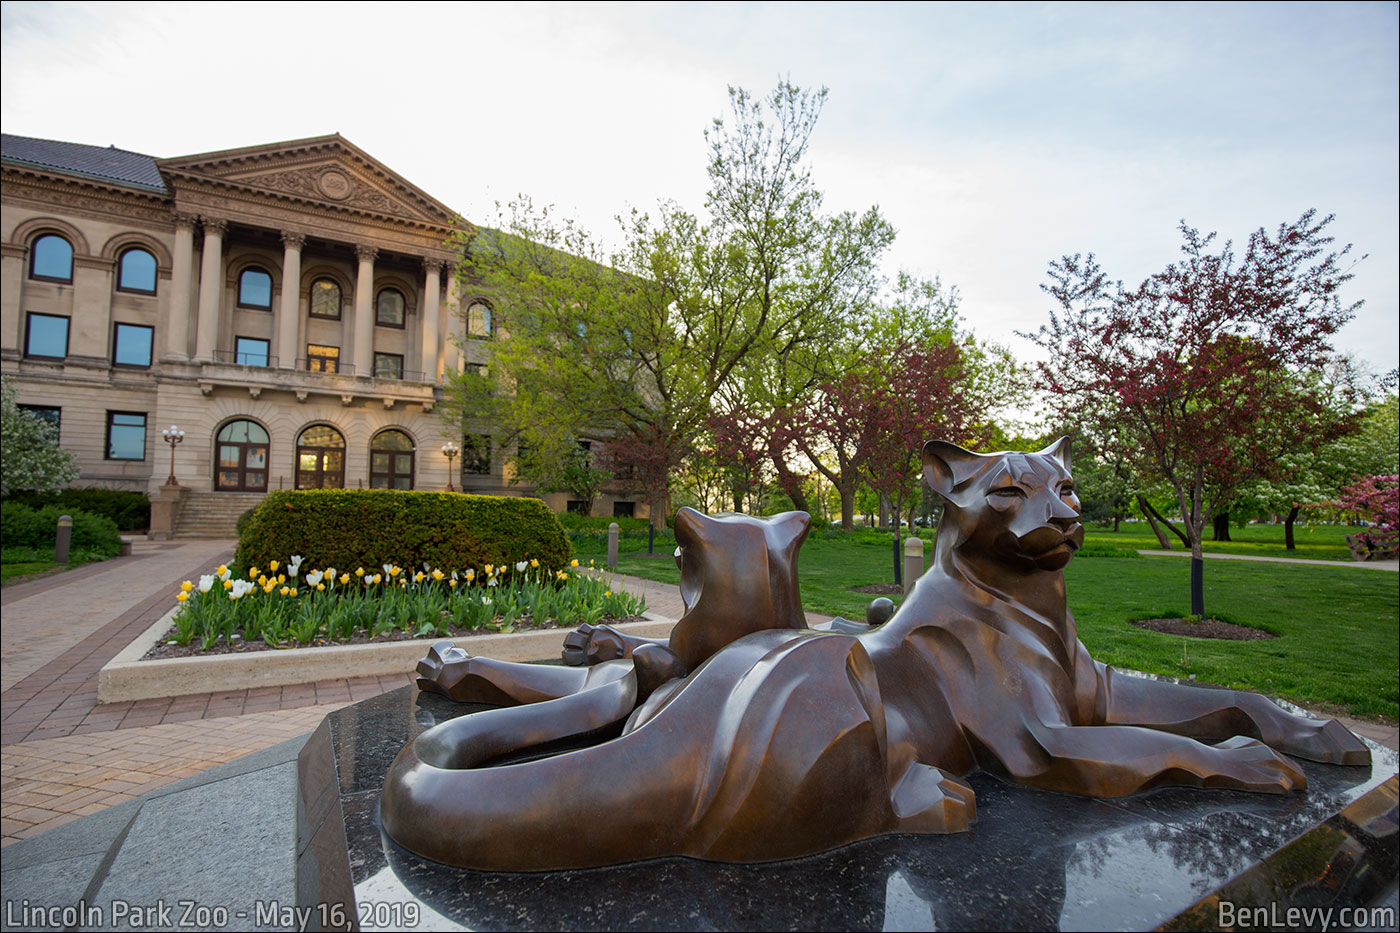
[297, 685, 1398, 932]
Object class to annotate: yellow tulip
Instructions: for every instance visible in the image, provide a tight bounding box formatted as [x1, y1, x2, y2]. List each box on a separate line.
[270, 560, 280, 571]
[339, 573, 350, 585]
[449, 579, 458, 588]
[180, 580, 194, 593]
[530, 559, 540, 568]
[355, 567, 365, 577]
[176, 592, 189, 603]
[223, 580, 233, 590]
[570, 559, 579, 568]
[317, 583, 326, 591]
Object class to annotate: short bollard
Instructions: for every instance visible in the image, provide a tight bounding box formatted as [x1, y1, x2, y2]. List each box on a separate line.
[903, 535, 924, 595]
[607, 522, 620, 569]
[55, 514, 73, 564]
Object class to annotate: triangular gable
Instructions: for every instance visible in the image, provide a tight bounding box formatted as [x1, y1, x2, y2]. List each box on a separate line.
[156, 135, 457, 228]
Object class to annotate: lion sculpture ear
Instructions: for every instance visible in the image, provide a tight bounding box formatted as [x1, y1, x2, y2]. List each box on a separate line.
[922, 440, 986, 498]
[1038, 436, 1073, 474]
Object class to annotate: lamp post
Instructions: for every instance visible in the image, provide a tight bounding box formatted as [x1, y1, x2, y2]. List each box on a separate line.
[442, 441, 459, 492]
[162, 425, 186, 485]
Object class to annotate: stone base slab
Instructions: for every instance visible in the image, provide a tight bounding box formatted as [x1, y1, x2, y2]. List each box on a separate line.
[96, 609, 676, 704]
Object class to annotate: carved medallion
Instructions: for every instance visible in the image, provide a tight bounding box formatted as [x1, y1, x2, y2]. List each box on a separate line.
[318, 170, 352, 201]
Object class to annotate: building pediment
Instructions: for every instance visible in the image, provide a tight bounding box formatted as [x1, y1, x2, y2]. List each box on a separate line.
[157, 135, 457, 232]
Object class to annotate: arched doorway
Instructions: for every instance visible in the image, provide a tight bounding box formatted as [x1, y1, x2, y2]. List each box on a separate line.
[370, 430, 415, 490]
[215, 420, 269, 491]
[296, 425, 345, 489]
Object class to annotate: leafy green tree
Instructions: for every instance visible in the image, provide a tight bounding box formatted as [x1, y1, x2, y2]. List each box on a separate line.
[1, 376, 78, 497]
[452, 82, 892, 527]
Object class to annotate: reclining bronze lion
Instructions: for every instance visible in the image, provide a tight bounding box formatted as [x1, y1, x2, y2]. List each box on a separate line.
[380, 438, 1370, 871]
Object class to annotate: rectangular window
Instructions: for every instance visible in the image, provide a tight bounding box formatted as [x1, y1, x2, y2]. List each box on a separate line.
[462, 433, 491, 475]
[106, 411, 146, 460]
[567, 500, 590, 514]
[113, 323, 154, 367]
[307, 344, 340, 373]
[24, 313, 70, 359]
[235, 337, 270, 367]
[18, 405, 61, 441]
[613, 501, 636, 518]
[374, 352, 404, 380]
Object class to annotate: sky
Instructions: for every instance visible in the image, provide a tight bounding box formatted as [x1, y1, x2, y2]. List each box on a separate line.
[3, 1, 1397, 394]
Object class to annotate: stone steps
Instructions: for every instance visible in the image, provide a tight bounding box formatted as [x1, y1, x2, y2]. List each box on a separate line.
[174, 492, 266, 538]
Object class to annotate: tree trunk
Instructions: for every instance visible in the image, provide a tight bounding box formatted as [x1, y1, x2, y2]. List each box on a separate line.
[1212, 512, 1231, 541]
[1284, 505, 1300, 550]
[878, 494, 890, 529]
[1139, 496, 1192, 547]
[839, 486, 855, 532]
[731, 489, 744, 512]
[1137, 495, 1173, 549]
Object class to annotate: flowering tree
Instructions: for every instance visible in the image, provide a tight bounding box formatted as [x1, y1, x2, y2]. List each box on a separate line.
[1340, 474, 1399, 559]
[1, 376, 78, 497]
[1025, 211, 1364, 614]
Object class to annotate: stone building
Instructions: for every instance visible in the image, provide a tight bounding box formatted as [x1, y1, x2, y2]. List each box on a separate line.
[1, 133, 642, 533]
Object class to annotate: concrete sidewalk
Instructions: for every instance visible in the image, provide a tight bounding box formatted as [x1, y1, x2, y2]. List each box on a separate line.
[1137, 549, 1400, 570]
[2, 541, 1395, 850]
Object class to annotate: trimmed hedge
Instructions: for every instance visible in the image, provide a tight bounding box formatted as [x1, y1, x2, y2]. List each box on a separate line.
[3, 489, 150, 531]
[0, 501, 122, 557]
[235, 490, 573, 573]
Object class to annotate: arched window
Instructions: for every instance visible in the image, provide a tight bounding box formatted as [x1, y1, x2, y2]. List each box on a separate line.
[117, 248, 157, 294]
[376, 288, 405, 328]
[296, 424, 345, 489]
[215, 420, 270, 491]
[370, 430, 415, 489]
[309, 279, 341, 319]
[467, 301, 492, 339]
[30, 234, 74, 283]
[238, 268, 273, 309]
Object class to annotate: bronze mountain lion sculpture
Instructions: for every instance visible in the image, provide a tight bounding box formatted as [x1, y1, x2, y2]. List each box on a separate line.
[380, 438, 1370, 871]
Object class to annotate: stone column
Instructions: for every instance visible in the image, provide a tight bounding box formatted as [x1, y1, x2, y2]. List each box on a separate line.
[194, 218, 227, 362]
[164, 212, 197, 361]
[278, 231, 305, 369]
[0, 243, 23, 356]
[353, 245, 377, 377]
[444, 268, 462, 375]
[421, 258, 441, 382]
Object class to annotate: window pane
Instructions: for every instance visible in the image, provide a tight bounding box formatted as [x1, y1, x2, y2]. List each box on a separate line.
[370, 476, 390, 489]
[18, 406, 61, 441]
[107, 412, 146, 460]
[245, 472, 265, 488]
[298, 425, 345, 448]
[118, 249, 157, 292]
[325, 451, 343, 471]
[310, 280, 340, 318]
[372, 452, 390, 472]
[246, 447, 267, 469]
[25, 314, 69, 358]
[307, 344, 339, 373]
[218, 420, 268, 444]
[393, 477, 412, 490]
[374, 430, 413, 451]
[31, 235, 73, 281]
[299, 453, 319, 472]
[376, 289, 404, 326]
[395, 454, 412, 473]
[113, 324, 154, 366]
[239, 269, 272, 308]
[374, 354, 403, 379]
[467, 302, 492, 338]
[235, 338, 269, 367]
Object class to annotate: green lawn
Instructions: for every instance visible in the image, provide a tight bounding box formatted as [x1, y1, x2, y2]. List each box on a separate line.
[0, 547, 109, 586]
[1084, 522, 1367, 561]
[615, 531, 1398, 722]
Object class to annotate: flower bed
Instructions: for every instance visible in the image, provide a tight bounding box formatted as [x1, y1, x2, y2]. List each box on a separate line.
[170, 555, 645, 652]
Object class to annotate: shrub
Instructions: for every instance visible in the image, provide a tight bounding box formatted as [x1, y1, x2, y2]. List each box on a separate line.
[4, 489, 150, 531]
[235, 507, 256, 538]
[235, 490, 572, 573]
[0, 501, 122, 557]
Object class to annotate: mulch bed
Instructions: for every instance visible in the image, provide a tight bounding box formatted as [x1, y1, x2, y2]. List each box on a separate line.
[1131, 617, 1276, 641]
[141, 615, 646, 660]
[850, 583, 903, 595]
